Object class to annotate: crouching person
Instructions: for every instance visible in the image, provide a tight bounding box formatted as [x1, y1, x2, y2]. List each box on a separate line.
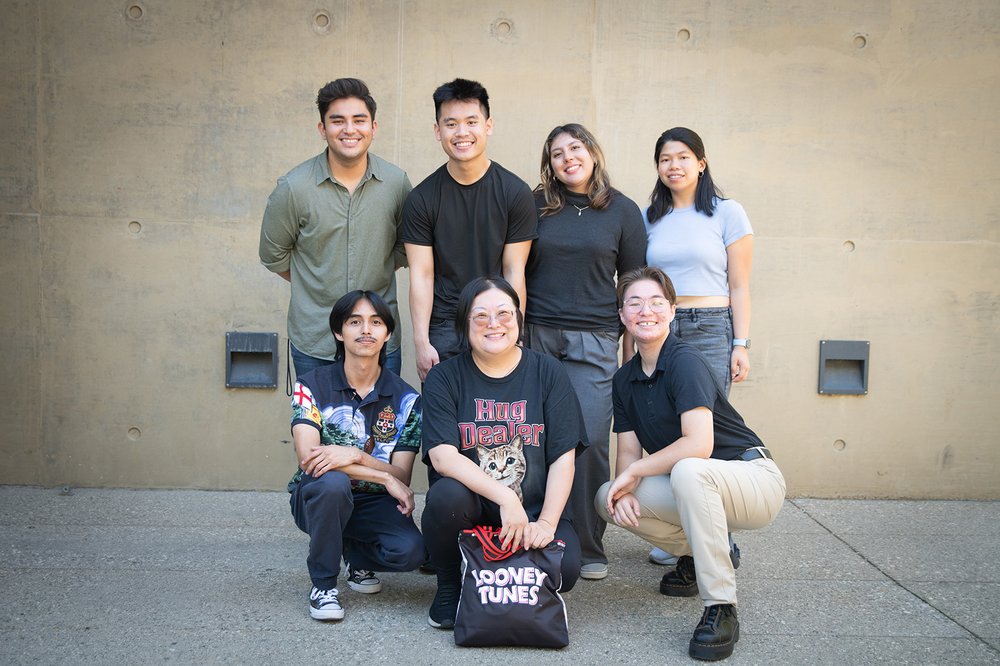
[596, 268, 786, 661]
[287, 290, 425, 621]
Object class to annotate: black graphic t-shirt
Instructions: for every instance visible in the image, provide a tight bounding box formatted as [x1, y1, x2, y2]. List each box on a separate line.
[421, 348, 587, 519]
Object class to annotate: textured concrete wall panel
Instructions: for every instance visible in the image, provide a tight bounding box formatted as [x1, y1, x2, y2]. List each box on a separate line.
[1, 0, 998, 497]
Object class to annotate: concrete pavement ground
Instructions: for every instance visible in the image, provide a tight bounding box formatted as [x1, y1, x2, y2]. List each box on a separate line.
[0, 486, 998, 665]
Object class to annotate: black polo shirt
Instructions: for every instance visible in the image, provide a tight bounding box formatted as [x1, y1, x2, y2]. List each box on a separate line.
[612, 334, 763, 461]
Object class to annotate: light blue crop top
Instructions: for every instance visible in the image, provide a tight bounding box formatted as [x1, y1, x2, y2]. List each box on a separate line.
[643, 198, 753, 297]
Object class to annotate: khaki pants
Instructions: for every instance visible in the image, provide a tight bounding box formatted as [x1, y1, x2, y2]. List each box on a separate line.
[596, 456, 785, 606]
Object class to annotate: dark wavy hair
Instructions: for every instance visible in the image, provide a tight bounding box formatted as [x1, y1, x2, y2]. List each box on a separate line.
[433, 78, 490, 120]
[328, 290, 395, 365]
[316, 78, 377, 120]
[454, 276, 524, 352]
[646, 127, 724, 223]
[535, 123, 614, 217]
[616, 266, 677, 308]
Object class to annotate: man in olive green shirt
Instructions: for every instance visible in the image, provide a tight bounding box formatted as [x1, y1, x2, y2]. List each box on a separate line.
[260, 78, 412, 377]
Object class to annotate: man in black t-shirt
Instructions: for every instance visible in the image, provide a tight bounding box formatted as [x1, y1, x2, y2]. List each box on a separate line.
[401, 78, 538, 381]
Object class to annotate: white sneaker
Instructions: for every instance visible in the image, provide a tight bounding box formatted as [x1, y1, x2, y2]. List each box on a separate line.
[346, 565, 383, 594]
[649, 547, 679, 566]
[309, 586, 345, 621]
[580, 562, 609, 580]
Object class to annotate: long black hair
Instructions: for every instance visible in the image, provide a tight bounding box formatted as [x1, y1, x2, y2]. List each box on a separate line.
[646, 127, 724, 222]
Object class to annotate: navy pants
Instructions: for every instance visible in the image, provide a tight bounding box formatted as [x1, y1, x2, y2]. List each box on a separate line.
[290, 471, 425, 589]
[422, 477, 581, 593]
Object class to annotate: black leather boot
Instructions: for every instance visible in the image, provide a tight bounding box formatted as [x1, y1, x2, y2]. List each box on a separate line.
[659, 554, 698, 597]
[689, 603, 740, 661]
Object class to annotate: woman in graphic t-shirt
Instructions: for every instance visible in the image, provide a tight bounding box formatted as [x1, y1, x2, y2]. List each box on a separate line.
[419, 276, 587, 630]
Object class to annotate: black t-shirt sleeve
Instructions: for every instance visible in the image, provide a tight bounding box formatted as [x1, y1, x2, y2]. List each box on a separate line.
[539, 355, 588, 465]
[504, 178, 539, 244]
[419, 361, 461, 463]
[400, 186, 434, 246]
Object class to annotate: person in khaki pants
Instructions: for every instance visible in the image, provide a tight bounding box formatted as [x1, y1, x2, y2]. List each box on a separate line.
[596, 267, 785, 662]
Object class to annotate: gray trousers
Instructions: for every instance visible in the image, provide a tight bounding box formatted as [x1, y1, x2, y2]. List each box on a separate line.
[526, 323, 619, 565]
[596, 457, 785, 605]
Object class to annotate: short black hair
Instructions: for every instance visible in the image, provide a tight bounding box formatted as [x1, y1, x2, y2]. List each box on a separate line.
[316, 78, 377, 120]
[432, 78, 490, 121]
[328, 290, 395, 365]
[453, 276, 523, 352]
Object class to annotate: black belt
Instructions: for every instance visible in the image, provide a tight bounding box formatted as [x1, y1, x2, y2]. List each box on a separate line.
[738, 447, 772, 462]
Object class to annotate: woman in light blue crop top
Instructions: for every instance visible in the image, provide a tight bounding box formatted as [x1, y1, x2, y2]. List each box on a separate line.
[641, 127, 753, 397]
[641, 128, 753, 570]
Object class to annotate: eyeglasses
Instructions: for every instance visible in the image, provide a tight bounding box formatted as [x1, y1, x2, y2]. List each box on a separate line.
[622, 297, 671, 313]
[470, 309, 516, 326]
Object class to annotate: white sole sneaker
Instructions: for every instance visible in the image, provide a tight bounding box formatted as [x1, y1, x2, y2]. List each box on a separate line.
[309, 605, 345, 621]
[580, 563, 609, 580]
[649, 547, 679, 566]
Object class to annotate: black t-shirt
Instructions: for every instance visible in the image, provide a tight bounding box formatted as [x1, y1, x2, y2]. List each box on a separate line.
[526, 189, 646, 331]
[400, 162, 538, 324]
[612, 334, 763, 461]
[421, 348, 588, 519]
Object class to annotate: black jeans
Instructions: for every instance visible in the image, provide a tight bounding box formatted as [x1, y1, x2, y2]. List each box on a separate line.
[421, 477, 581, 593]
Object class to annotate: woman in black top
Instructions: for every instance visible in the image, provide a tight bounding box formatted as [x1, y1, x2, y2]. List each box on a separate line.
[525, 123, 646, 580]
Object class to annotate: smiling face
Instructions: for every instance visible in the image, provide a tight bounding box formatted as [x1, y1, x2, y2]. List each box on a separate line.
[318, 96, 377, 167]
[548, 131, 595, 194]
[333, 298, 389, 360]
[620, 279, 675, 345]
[434, 99, 493, 165]
[467, 287, 519, 359]
[656, 140, 705, 202]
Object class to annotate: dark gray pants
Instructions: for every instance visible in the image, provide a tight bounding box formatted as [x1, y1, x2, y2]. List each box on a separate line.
[526, 323, 618, 565]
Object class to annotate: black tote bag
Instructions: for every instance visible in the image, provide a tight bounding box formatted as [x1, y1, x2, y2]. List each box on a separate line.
[454, 526, 569, 648]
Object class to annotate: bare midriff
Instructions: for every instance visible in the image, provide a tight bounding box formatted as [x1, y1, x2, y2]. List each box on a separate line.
[674, 295, 730, 309]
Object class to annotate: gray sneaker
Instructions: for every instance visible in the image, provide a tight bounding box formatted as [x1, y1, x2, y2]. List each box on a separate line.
[580, 562, 609, 580]
[309, 587, 345, 621]
[346, 565, 382, 594]
[649, 547, 679, 566]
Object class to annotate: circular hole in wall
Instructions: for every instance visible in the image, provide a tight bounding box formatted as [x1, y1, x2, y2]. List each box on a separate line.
[127, 427, 142, 441]
[128, 220, 142, 235]
[126, 3, 144, 20]
[843, 240, 855, 253]
[490, 17, 516, 42]
[313, 10, 332, 34]
[677, 28, 691, 42]
[833, 439, 846, 451]
[853, 33, 868, 49]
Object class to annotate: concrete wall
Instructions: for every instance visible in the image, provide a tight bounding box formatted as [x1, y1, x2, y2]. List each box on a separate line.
[2, 0, 997, 498]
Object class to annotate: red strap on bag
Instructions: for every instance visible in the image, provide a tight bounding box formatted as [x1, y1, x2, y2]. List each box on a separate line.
[466, 525, 521, 562]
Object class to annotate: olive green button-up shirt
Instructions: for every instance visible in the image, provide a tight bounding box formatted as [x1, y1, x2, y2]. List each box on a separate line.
[259, 151, 412, 359]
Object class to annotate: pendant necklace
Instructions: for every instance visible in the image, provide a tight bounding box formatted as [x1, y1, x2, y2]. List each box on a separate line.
[571, 204, 590, 216]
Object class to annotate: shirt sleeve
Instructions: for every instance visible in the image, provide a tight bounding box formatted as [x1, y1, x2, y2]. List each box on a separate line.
[400, 187, 434, 246]
[259, 176, 298, 273]
[420, 363, 462, 463]
[393, 395, 422, 454]
[504, 180, 540, 244]
[617, 196, 648, 275]
[393, 173, 414, 269]
[669, 350, 719, 415]
[539, 356, 588, 465]
[290, 378, 323, 432]
[721, 200, 753, 247]
[611, 370, 635, 433]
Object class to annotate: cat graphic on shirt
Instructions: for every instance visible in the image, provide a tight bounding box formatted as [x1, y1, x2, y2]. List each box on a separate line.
[477, 436, 527, 502]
